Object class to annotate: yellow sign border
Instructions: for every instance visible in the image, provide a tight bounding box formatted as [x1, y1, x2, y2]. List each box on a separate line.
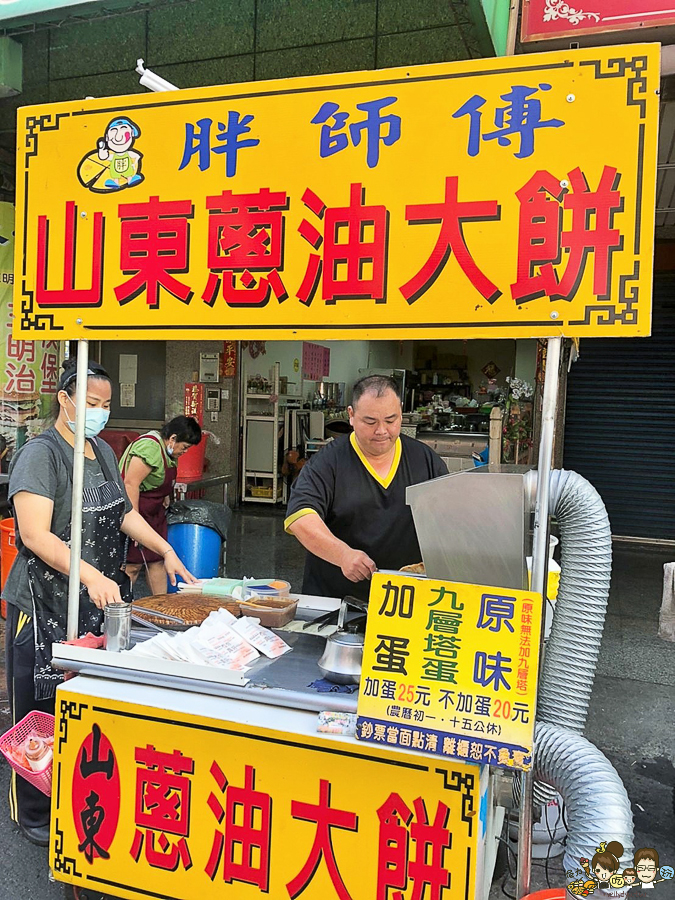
[51, 688, 483, 900]
[14, 45, 658, 342]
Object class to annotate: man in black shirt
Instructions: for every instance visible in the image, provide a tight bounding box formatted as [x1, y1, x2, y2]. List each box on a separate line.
[285, 375, 447, 601]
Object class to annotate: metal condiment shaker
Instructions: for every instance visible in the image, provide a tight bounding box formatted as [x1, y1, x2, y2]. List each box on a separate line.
[103, 602, 132, 652]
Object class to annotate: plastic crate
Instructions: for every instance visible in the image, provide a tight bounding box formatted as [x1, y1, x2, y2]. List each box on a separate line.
[250, 486, 274, 498]
[0, 711, 55, 796]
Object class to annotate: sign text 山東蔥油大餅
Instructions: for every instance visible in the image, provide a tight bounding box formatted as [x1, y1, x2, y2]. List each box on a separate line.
[52, 690, 482, 899]
[14, 44, 658, 342]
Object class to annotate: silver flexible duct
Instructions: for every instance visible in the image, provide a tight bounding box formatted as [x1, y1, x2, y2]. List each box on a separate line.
[535, 721, 634, 875]
[515, 469, 626, 839]
[536, 469, 613, 733]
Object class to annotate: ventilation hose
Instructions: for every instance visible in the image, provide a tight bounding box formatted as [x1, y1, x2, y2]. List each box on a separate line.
[537, 469, 613, 733]
[534, 721, 634, 876]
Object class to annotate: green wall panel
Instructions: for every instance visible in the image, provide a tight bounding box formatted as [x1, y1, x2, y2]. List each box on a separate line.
[148, 0, 255, 66]
[452, 0, 475, 24]
[257, 38, 375, 81]
[377, 25, 472, 68]
[48, 70, 143, 103]
[49, 13, 147, 79]
[0, 84, 45, 134]
[17, 30, 49, 86]
[378, 0, 456, 34]
[257, 0, 376, 52]
[159, 55, 255, 89]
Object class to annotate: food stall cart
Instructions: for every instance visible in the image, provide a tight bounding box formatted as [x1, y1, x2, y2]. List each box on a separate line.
[10, 41, 658, 900]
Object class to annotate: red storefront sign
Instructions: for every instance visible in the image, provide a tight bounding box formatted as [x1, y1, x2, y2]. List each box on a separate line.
[522, 0, 675, 42]
[221, 341, 237, 379]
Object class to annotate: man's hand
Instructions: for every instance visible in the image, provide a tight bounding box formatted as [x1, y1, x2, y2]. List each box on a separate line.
[340, 548, 376, 582]
[288, 513, 377, 582]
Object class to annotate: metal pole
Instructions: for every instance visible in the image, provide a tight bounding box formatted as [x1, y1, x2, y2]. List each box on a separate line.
[66, 338, 89, 642]
[516, 335, 562, 899]
[505, 0, 519, 56]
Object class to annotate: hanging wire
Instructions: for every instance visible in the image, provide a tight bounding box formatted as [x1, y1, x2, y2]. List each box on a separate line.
[500, 810, 518, 899]
[543, 796, 565, 888]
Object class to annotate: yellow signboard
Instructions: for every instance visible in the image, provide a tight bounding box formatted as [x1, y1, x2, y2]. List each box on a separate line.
[357, 574, 542, 771]
[15, 45, 657, 341]
[51, 688, 482, 899]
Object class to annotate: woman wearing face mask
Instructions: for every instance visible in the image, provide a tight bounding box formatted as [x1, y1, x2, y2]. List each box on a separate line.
[120, 416, 202, 595]
[2, 360, 196, 846]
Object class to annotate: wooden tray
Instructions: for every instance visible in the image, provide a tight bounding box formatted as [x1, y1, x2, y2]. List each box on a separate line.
[133, 593, 241, 627]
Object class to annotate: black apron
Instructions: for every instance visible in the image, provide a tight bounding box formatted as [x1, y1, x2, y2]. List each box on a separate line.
[22, 431, 131, 700]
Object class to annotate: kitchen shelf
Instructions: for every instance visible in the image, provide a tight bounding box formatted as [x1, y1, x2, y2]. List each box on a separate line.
[242, 362, 282, 505]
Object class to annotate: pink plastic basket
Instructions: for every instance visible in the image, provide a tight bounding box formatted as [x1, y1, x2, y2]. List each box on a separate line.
[0, 711, 55, 796]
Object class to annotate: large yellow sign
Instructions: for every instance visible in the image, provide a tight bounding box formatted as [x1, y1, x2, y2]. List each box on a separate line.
[51, 688, 482, 899]
[357, 574, 542, 771]
[15, 45, 657, 341]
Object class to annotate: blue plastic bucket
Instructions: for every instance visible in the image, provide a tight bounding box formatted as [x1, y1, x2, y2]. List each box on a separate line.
[167, 523, 221, 593]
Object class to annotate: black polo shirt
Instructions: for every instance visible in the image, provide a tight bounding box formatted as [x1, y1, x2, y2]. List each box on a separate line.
[285, 433, 447, 601]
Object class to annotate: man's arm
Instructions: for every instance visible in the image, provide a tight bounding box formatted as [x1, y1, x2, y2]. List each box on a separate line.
[288, 513, 376, 583]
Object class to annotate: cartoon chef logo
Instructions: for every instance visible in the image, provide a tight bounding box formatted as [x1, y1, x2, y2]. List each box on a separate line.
[77, 117, 144, 193]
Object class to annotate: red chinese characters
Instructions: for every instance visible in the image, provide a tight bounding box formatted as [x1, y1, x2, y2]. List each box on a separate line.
[116, 196, 194, 309]
[287, 779, 358, 900]
[377, 793, 452, 900]
[130, 744, 194, 871]
[297, 183, 388, 306]
[31, 166, 626, 318]
[203, 188, 288, 307]
[36, 201, 104, 307]
[205, 762, 271, 890]
[400, 176, 501, 305]
[40, 340, 59, 394]
[511, 166, 622, 303]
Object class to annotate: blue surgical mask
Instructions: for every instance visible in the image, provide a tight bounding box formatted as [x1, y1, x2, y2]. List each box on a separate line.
[65, 397, 110, 438]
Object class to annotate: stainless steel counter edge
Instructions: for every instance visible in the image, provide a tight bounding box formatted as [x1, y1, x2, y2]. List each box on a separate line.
[53, 657, 359, 714]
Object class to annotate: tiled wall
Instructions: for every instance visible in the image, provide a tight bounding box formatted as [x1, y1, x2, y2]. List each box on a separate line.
[1, 0, 490, 133]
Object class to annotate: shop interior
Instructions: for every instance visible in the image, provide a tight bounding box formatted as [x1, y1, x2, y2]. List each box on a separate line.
[240, 337, 538, 505]
[0, 337, 538, 512]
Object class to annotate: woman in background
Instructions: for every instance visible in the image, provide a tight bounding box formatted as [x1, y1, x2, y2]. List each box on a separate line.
[121, 416, 201, 594]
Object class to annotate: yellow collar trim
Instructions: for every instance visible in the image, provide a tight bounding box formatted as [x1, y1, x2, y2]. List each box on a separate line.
[350, 432, 402, 489]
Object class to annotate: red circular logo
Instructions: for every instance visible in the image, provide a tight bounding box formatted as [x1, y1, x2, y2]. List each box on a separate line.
[71, 723, 120, 864]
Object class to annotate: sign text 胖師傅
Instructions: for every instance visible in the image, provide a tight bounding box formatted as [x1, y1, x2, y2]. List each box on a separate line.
[15, 44, 658, 342]
[357, 574, 542, 771]
[52, 691, 482, 899]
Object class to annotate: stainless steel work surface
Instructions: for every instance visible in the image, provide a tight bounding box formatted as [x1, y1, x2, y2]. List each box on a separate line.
[245, 630, 335, 693]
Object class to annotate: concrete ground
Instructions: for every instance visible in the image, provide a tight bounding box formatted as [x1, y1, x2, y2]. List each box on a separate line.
[0, 509, 672, 900]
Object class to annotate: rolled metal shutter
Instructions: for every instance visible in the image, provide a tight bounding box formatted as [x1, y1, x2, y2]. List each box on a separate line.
[563, 277, 675, 541]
